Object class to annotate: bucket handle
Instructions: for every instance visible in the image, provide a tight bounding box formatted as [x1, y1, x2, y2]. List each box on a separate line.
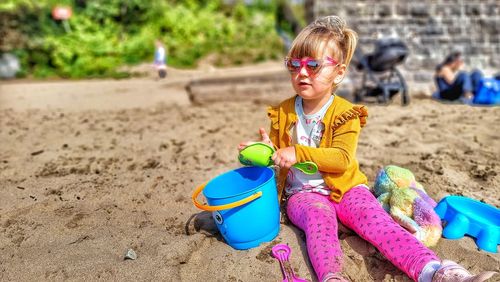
[192, 182, 263, 212]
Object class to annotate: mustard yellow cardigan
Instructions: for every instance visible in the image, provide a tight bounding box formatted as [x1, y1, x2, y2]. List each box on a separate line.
[267, 95, 368, 203]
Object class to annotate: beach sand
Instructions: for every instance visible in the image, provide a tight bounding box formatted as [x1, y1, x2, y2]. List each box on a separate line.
[0, 63, 499, 281]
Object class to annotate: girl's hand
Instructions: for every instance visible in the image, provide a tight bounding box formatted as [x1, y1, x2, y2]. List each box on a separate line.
[238, 128, 273, 151]
[272, 146, 296, 169]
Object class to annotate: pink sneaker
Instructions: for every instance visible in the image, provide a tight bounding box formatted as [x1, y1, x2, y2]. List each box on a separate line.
[432, 260, 497, 282]
[323, 272, 349, 282]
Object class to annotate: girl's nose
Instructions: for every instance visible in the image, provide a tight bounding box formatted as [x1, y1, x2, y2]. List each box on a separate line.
[299, 65, 309, 77]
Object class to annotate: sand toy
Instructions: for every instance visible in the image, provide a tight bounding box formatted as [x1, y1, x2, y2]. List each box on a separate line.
[272, 244, 308, 282]
[435, 195, 500, 253]
[192, 167, 280, 250]
[239, 142, 318, 175]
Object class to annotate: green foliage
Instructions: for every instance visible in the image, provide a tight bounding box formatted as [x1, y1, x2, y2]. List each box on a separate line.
[1, 0, 284, 78]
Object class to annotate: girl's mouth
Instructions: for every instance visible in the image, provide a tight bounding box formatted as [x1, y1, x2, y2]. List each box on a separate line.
[299, 81, 310, 86]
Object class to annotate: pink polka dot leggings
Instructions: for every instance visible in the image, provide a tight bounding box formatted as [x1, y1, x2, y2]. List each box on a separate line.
[286, 186, 439, 281]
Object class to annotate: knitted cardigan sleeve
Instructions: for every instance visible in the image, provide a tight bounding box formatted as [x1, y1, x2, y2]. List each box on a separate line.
[267, 105, 280, 149]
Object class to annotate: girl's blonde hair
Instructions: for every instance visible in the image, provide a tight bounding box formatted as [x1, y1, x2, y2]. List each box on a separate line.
[287, 15, 358, 67]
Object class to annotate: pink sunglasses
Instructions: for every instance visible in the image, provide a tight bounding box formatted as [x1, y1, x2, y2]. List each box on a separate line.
[284, 57, 339, 74]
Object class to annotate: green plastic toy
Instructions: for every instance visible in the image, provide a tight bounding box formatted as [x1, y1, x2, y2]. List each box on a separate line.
[238, 142, 318, 175]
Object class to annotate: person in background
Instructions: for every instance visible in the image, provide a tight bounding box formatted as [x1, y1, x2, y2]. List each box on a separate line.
[154, 39, 167, 79]
[434, 52, 483, 102]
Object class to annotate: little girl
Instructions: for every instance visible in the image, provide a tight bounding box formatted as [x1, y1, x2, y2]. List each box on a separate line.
[239, 16, 496, 282]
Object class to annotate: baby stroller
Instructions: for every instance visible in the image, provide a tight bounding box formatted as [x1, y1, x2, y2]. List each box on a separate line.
[353, 36, 410, 105]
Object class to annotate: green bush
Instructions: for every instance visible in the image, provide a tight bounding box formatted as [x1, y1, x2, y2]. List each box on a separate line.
[0, 0, 285, 79]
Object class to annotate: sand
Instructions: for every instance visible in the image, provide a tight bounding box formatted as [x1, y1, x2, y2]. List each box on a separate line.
[0, 62, 499, 281]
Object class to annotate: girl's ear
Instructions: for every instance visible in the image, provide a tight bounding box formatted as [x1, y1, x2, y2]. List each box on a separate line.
[333, 64, 347, 85]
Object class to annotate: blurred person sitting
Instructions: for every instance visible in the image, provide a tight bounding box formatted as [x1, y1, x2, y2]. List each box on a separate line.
[154, 39, 167, 79]
[433, 52, 483, 102]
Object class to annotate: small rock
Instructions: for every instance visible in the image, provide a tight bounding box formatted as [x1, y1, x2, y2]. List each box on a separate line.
[124, 248, 137, 260]
[31, 150, 44, 156]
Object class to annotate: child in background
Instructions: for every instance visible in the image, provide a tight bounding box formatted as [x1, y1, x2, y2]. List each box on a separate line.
[154, 39, 167, 78]
[239, 15, 496, 282]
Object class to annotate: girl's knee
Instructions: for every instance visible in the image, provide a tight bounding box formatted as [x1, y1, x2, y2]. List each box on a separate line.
[303, 200, 336, 223]
[287, 193, 336, 226]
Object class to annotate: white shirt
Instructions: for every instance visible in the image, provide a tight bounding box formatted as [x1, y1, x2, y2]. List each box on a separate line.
[285, 95, 334, 197]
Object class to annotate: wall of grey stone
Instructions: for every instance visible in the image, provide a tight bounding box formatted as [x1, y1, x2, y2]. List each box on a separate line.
[315, 0, 500, 85]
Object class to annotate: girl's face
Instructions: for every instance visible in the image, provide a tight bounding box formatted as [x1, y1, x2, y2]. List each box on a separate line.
[288, 46, 346, 102]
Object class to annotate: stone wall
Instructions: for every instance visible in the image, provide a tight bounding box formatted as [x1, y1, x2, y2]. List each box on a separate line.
[315, 0, 500, 85]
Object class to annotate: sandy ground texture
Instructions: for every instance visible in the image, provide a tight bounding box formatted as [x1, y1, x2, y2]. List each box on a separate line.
[0, 63, 499, 281]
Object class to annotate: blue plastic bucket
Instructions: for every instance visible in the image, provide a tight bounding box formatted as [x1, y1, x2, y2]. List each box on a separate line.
[192, 166, 280, 250]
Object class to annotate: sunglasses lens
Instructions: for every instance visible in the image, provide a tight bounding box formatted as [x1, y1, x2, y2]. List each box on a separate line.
[285, 58, 324, 73]
[306, 60, 321, 72]
[286, 59, 300, 72]
[287, 59, 301, 71]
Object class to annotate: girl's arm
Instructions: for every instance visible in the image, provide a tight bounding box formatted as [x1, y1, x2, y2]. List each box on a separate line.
[294, 117, 361, 173]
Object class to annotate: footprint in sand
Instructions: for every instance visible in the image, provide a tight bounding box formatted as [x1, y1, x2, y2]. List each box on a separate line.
[65, 213, 87, 229]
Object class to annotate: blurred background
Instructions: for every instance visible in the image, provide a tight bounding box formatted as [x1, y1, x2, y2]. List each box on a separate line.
[1, 0, 498, 80]
[316, 0, 499, 96]
[0, 0, 298, 79]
